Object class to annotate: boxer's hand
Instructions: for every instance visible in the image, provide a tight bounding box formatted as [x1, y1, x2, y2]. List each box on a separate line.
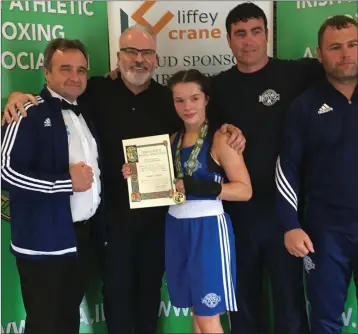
[175, 179, 185, 194]
[122, 163, 131, 179]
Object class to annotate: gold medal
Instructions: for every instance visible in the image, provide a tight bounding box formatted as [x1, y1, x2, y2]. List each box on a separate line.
[173, 191, 186, 204]
[173, 119, 208, 205]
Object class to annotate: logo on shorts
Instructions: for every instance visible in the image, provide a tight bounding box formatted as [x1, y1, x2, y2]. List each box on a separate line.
[201, 293, 221, 308]
[259, 89, 280, 106]
[304, 255, 315, 273]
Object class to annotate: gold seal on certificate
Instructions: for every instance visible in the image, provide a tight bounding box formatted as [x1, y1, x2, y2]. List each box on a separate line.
[123, 134, 179, 209]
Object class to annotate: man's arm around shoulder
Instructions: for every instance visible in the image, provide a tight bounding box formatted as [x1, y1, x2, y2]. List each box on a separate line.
[292, 57, 325, 88]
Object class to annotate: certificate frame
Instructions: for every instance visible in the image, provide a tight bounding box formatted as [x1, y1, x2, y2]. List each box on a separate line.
[122, 134, 177, 209]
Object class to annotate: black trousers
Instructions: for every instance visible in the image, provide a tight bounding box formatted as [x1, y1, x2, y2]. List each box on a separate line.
[103, 223, 165, 334]
[16, 222, 92, 334]
[230, 221, 309, 334]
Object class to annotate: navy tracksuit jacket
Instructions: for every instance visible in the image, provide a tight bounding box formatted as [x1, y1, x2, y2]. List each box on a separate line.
[276, 79, 358, 333]
[1, 86, 105, 259]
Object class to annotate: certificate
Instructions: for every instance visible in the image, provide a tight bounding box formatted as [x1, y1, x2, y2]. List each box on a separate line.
[122, 134, 177, 209]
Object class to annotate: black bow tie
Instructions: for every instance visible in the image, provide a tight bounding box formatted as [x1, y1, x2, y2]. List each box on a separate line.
[61, 100, 81, 116]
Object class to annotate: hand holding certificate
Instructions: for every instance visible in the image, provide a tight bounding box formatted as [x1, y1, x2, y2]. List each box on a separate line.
[123, 134, 182, 209]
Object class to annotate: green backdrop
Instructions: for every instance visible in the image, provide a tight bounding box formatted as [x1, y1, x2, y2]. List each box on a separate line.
[276, 0, 358, 59]
[276, 1, 358, 333]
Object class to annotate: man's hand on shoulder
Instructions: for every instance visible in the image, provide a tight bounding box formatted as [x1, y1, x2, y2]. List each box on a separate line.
[2, 93, 37, 125]
[218, 123, 246, 154]
[104, 67, 120, 80]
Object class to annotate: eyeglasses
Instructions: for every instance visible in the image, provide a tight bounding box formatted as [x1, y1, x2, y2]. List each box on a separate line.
[120, 47, 156, 59]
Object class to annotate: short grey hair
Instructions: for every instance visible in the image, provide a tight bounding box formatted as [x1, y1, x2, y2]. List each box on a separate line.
[43, 38, 88, 71]
[119, 23, 157, 48]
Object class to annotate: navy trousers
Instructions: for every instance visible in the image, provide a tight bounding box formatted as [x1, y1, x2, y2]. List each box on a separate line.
[305, 231, 358, 334]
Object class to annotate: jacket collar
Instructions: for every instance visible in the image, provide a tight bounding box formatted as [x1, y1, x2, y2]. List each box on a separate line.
[39, 86, 79, 105]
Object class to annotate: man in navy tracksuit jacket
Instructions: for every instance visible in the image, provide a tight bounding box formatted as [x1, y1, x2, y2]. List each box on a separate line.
[276, 16, 358, 333]
[1, 38, 105, 334]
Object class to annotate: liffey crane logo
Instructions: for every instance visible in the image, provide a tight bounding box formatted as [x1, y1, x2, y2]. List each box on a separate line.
[120, 1, 174, 35]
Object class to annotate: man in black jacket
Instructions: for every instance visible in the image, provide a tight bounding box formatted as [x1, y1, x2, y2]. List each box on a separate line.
[210, 3, 324, 334]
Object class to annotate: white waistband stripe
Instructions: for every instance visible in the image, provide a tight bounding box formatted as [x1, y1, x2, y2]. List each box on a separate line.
[168, 200, 224, 219]
[11, 242, 76, 256]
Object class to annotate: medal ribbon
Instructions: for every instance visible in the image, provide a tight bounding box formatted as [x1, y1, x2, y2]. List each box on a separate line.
[175, 119, 209, 179]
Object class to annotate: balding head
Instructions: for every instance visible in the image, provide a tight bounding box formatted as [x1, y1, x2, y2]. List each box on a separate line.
[119, 24, 156, 50]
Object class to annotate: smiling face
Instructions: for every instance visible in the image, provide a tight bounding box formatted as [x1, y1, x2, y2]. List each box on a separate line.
[117, 29, 157, 86]
[317, 23, 358, 83]
[44, 49, 88, 102]
[227, 17, 268, 71]
[172, 82, 208, 127]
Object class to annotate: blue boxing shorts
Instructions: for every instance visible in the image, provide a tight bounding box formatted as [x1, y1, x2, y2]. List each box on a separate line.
[165, 200, 238, 316]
